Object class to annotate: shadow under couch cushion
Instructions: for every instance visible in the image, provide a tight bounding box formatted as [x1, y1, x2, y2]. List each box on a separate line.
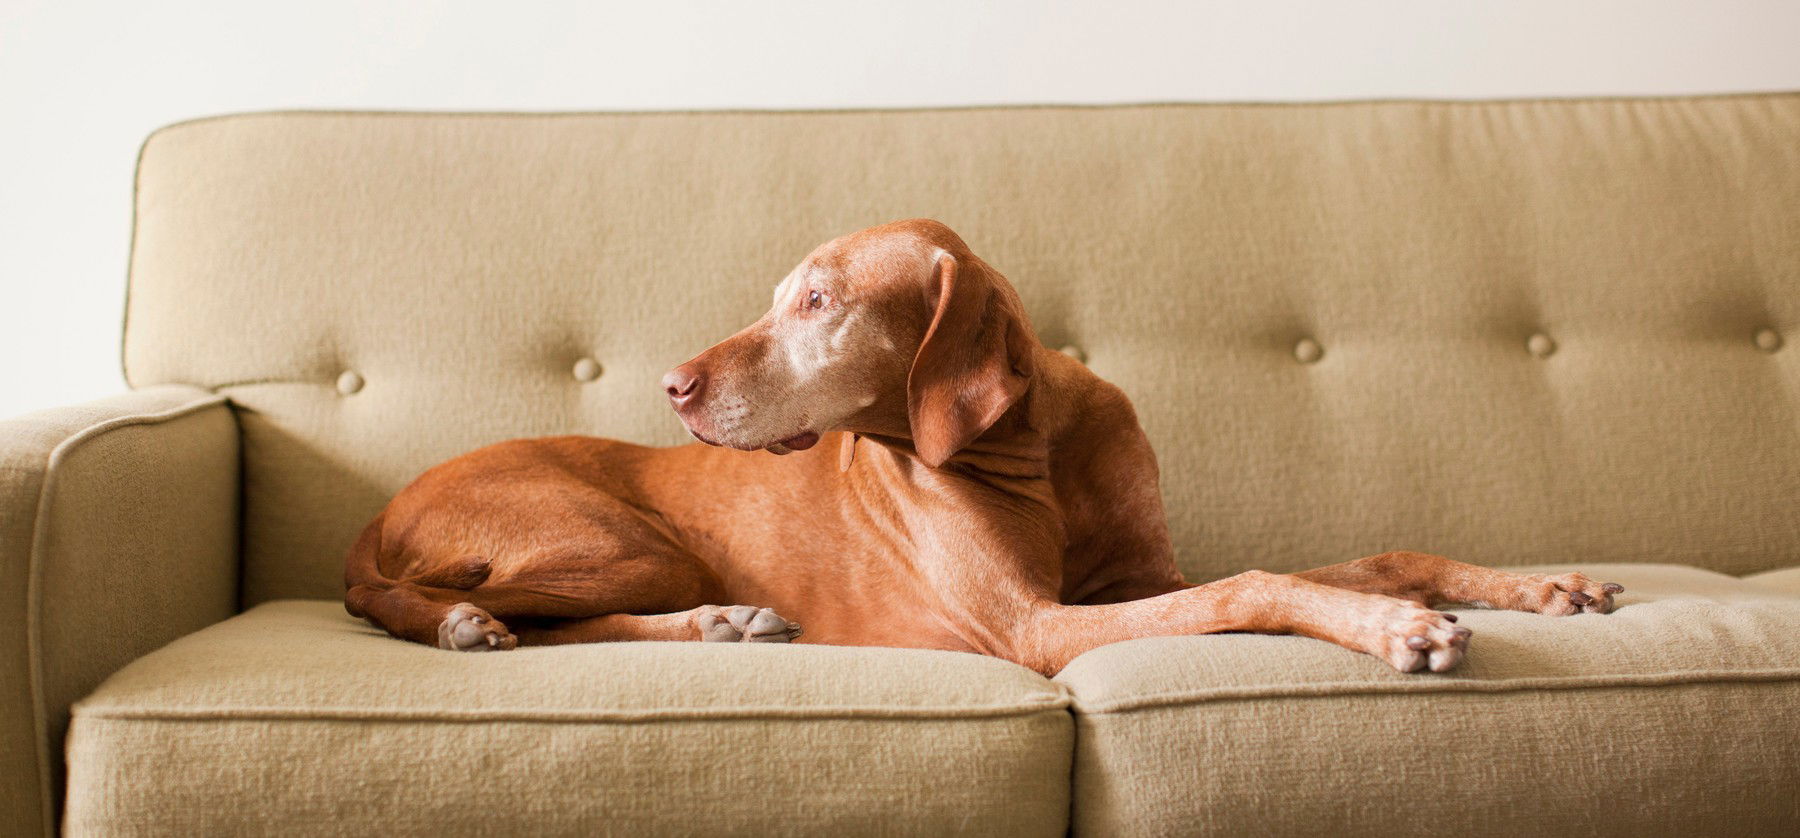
[1054, 563, 1800, 838]
[64, 601, 1072, 837]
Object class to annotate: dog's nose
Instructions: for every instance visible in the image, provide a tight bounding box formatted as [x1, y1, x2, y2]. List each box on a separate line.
[662, 366, 704, 409]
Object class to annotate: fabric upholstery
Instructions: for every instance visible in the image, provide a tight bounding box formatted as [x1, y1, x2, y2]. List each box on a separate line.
[120, 96, 1800, 604]
[1746, 566, 1800, 595]
[65, 600, 1073, 837]
[0, 387, 239, 838]
[1054, 564, 1800, 837]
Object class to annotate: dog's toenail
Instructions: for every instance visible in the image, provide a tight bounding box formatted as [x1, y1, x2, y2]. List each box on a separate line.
[1568, 591, 1593, 606]
[1406, 636, 1431, 650]
[1602, 583, 1624, 594]
[1442, 613, 1457, 622]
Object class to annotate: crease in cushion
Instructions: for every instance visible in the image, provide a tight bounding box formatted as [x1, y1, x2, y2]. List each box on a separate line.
[1054, 564, 1800, 837]
[66, 600, 1074, 836]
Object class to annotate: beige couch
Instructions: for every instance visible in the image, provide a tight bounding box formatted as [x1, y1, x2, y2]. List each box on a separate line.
[6, 95, 1800, 836]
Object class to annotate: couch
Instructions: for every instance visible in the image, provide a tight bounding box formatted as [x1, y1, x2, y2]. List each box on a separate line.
[6, 95, 1799, 836]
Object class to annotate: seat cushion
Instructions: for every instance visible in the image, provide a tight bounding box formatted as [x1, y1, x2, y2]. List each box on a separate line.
[65, 601, 1072, 836]
[1055, 564, 1800, 837]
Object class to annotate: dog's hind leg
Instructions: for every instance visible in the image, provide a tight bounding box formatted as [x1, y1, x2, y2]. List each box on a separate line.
[377, 548, 803, 651]
[511, 604, 803, 646]
[347, 546, 722, 652]
[450, 546, 727, 618]
[347, 580, 517, 651]
[452, 555, 804, 648]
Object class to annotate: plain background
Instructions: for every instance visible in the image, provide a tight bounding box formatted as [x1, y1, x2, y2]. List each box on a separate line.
[5, 0, 1800, 419]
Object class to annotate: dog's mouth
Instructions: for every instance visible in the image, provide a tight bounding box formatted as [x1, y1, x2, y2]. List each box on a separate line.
[686, 426, 819, 455]
[764, 432, 820, 455]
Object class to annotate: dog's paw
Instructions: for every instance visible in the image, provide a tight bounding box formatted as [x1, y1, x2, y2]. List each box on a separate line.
[1367, 600, 1472, 673]
[437, 603, 517, 651]
[695, 605, 803, 643]
[1517, 573, 1625, 616]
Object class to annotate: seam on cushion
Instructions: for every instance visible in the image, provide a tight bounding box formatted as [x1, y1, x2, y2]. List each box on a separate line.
[72, 696, 1071, 724]
[22, 391, 230, 835]
[1069, 667, 1800, 715]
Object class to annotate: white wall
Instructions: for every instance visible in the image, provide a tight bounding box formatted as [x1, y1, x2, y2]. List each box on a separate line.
[4, 0, 1799, 418]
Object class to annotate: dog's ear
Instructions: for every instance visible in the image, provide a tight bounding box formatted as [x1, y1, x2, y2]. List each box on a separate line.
[907, 251, 1034, 467]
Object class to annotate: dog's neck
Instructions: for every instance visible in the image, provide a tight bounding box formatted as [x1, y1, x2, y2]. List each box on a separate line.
[844, 343, 1097, 480]
[852, 420, 1048, 479]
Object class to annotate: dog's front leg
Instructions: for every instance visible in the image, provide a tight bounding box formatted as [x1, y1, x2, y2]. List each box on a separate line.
[1000, 571, 1470, 676]
[1293, 551, 1625, 616]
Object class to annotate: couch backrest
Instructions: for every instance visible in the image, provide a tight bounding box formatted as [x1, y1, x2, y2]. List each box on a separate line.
[124, 97, 1800, 605]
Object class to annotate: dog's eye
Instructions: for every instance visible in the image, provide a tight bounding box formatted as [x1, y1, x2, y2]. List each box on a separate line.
[804, 290, 825, 310]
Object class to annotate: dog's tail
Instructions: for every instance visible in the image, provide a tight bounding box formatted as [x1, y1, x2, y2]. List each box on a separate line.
[345, 513, 492, 617]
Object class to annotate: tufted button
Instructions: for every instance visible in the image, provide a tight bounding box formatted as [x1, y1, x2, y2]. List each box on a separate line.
[1293, 338, 1323, 364]
[1755, 328, 1783, 353]
[1059, 345, 1087, 364]
[572, 357, 604, 382]
[1527, 333, 1556, 358]
[335, 370, 364, 395]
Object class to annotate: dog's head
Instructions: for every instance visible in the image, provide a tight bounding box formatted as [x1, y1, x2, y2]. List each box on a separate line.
[662, 219, 1036, 466]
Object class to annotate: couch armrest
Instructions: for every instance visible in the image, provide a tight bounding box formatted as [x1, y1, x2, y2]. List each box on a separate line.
[0, 386, 239, 836]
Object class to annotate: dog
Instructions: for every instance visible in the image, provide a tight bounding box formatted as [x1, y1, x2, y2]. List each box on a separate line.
[345, 219, 1623, 675]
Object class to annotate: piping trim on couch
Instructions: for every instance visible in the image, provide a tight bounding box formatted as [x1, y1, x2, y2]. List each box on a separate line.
[1069, 666, 1800, 715]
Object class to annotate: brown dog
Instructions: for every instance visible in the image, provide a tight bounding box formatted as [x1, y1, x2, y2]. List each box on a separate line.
[345, 219, 1622, 675]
